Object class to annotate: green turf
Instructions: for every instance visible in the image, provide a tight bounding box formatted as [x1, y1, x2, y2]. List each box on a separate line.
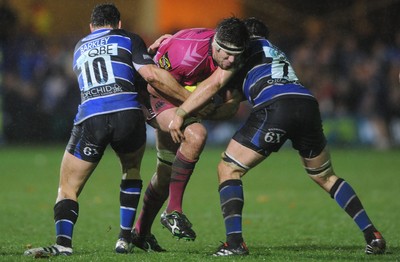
[0, 145, 399, 261]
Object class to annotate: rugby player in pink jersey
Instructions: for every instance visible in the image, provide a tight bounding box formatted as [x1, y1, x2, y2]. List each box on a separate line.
[131, 17, 249, 251]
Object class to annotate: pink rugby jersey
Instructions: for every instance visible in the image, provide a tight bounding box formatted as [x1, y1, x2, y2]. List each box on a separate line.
[152, 28, 218, 90]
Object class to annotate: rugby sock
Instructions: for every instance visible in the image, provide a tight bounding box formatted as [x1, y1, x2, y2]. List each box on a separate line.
[166, 150, 197, 213]
[219, 179, 244, 247]
[54, 199, 79, 248]
[119, 179, 142, 240]
[135, 181, 169, 236]
[330, 178, 378, 243]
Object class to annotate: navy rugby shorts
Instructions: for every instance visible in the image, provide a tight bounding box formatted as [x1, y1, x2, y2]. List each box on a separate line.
[233, 97, 327, 158]
[66, 110, 146, 162]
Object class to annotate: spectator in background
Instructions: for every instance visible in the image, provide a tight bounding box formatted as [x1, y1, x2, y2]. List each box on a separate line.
[0, 0, 18, 143]
[1, 2, 400, 149]
[0, 0, 17, 42]
[30, 0, 53, 37]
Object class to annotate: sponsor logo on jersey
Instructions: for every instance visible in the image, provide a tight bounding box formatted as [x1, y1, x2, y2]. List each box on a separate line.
[158, 52, 172, 70]
[80, 36, 111, 55]
[154, 100, 165, 110]
[82, 83, 123, 100]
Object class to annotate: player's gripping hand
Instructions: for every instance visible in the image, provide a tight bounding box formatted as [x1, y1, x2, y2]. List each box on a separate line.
[168, 108, 186, 143]
[147, 34, 172, 55]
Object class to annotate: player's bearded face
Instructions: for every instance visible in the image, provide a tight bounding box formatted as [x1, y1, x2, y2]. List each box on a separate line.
[214, 48, 241, 70]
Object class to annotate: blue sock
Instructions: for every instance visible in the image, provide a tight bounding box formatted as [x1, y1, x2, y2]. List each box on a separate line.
[218, 179, 244, 246]
[330, 178, 375, 233]
[119, 179, 142, 240]
[54, 199, 79, 248]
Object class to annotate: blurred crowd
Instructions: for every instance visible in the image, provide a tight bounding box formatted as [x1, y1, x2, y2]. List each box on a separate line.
[0, 1, 399, 149]
[0, 1, 83, 144]
[288, 18, 400, 149]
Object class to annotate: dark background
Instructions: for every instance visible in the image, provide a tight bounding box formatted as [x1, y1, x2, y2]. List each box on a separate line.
[1, 0, 399, 149]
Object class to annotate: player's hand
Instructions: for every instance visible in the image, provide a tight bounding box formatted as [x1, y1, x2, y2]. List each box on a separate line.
[169, 114, 185, 143]
[147, 34, 172, 55]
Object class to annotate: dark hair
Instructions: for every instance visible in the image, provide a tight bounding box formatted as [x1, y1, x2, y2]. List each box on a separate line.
[244, 17, 269, 39]
[90, 3, 120, 28]
[215, 17, 249, 53]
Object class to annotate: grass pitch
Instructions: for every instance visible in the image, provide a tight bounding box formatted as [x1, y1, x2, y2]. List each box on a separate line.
[0, 144, 399, 261]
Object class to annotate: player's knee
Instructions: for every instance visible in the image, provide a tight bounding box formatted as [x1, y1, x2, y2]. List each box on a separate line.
[184, 123, 207, 145]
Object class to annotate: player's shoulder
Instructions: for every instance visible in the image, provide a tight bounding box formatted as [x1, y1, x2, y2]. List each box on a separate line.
[173, 28, 215, 40]
[164, 28, 214, 53]
[110, 29, 144, 40]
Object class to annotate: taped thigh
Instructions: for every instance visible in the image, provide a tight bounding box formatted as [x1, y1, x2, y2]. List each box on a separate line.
[304, 159, 333, 179]
[157, 149, 176, 166]
[221, 151, 250, 174]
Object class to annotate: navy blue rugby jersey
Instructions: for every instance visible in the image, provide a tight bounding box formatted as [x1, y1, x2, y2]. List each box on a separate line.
[72, 28, 154, 124]
[233, 38, 315, 110]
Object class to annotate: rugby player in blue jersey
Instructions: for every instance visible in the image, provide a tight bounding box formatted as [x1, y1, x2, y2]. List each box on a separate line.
[168, 17, 386, 256]
[24, 3, 188, 257]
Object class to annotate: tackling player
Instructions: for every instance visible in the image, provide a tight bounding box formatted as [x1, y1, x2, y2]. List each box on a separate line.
[24, 3, 189, 257]
[168, 17, 386, 256]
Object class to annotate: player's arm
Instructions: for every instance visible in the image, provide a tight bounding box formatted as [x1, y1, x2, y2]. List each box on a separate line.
[138, 64, 191, 102]
[130, 33, 190, 103]
[202, 89, 243, 120]
[168, 67, 235, 143]
[182, 67, 235, 113]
